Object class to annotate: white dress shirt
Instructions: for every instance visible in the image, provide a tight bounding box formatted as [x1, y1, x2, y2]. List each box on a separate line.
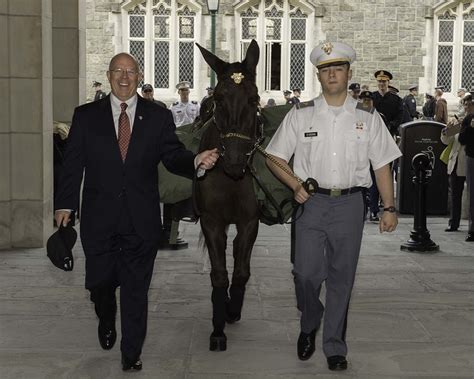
[110, 93, 137, 137]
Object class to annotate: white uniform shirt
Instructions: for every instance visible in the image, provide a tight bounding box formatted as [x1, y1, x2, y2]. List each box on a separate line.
[170, 101, 200, 127]
[266, 94, 402, 189]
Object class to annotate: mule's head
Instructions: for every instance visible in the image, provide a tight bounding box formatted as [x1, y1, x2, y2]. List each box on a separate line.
[196, 40, 260, 180]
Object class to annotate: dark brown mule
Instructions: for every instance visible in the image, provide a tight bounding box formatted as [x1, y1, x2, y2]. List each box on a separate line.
[195, 40, 260, 351]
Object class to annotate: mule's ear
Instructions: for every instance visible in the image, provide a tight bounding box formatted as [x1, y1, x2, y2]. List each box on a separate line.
[243, 39, 259, 73]
[196, 42, 227, 76]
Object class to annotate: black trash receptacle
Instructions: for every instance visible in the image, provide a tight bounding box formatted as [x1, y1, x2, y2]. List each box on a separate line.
[397, 120, 448, 215]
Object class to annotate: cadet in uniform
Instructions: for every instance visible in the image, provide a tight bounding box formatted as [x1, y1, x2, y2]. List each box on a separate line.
[348, 82, 360, 100]
[402, 85, 420, 122]
[283, 90, 297, 105]
[93, 81, 106, 101]
[372, 70, 403, 136]
[170, 81, 200, 127]
[292, 88, 302, 104]
[265, 41, 401, 371]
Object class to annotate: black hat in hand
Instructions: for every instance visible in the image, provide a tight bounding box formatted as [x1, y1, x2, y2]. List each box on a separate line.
[46, 224, 77, 271]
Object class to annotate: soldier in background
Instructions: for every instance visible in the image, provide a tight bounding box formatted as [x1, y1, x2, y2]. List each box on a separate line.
[292, 88, 301, 104]
[170, 81, 200, 127]
[141, 83, 166, 108]
[93, 81, 106, 101]
[372, 70, 403, 137]
[402, 85, 420, 123]
[348, 82, 360, 100]
[283, 90, 297, 105]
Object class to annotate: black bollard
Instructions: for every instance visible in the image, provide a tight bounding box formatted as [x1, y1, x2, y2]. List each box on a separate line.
[401, 153, 439, 252]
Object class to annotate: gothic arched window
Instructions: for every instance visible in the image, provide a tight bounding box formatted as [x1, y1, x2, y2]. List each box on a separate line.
[435, 2, 474, 92]
[238, 0, 313, 94]
[124, 0, 201, 91]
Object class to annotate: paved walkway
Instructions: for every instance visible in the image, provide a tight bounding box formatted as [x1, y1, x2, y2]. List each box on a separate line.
[0, 216, 473, 378]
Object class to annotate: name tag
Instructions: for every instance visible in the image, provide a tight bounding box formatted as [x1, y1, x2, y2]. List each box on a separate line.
[304, 131, 318, 138]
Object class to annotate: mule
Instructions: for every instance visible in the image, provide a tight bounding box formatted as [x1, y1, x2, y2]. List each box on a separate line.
[195, 40, 261, 351]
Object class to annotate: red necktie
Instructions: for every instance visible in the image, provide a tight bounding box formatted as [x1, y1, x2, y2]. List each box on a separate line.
[118, 102, 131, 162]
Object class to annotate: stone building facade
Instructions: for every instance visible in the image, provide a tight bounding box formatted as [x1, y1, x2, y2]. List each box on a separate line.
[85, 0, 474, 108]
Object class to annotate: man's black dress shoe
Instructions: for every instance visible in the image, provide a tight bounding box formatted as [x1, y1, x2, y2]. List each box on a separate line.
[445, 227, 458, 232]
[466, 233, 474, 242]
[327, 355, 348, 371]
[297, 329, 316, 361]
[98, 319, 116, 350]
[122, 354, 142, 371]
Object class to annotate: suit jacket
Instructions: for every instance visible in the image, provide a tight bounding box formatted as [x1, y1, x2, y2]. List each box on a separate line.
[372, 91, 403, 136]
[55, 95, 195, 244]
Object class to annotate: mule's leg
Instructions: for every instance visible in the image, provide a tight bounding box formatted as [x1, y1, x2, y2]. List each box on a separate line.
[200, 216, 229, 351]
[227, 217, 259, 323]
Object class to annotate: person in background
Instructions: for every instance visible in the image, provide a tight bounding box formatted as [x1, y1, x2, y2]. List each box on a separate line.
[264, 98, 276, 108]
[348, 82, 361, 100]
[141, 83, 166, 108]
[93, 81, 107, 101]
[292, 88, 301, 104]
[283, 90, 297, 105]
[170, 81, 200, 127]
[434, 86, 448, 124]
[458, 91, 474, 242]
[422, 93, 436, 120]
[402, 85, 420, 123]
[456, 88, 467, 118]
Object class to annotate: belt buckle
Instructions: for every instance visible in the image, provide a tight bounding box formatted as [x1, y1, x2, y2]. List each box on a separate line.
[330, 189, 341, 197]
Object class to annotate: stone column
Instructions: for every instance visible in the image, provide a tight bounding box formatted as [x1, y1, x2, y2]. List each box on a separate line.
[0, 0, 85, 248]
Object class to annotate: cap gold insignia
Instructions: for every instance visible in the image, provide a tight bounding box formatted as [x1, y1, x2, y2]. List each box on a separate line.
[231, 72, 245, 84]
[322, 42, 333, 55]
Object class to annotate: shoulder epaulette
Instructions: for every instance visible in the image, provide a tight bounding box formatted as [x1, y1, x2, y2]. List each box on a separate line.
[356, 101, 375, 114]
[295, 100, 314, 110]
[191, 101, 198, 104]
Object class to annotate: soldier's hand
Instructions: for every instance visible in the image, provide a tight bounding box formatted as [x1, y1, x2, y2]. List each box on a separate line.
[379, 212, 398, 233]
[55, 210, 71, 228]
[293, 183, 310, 204]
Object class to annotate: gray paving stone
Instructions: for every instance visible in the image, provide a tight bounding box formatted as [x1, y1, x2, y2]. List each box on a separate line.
[0, 216, 472, 377]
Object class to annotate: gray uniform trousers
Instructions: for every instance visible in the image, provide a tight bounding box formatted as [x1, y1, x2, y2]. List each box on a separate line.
[293, 191, 365, 357]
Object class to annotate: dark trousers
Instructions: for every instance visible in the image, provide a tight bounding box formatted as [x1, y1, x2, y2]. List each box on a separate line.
[83, 199, 158, 360]
[448, 170, 466, 229]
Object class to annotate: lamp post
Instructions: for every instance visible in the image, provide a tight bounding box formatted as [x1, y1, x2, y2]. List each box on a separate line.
[206, 0, 220, 87]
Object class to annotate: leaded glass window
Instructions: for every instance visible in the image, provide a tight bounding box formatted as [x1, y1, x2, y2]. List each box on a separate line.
[240, 0, 310, 92]
[125, 0, 199, 90]
[435, 2, 474, 93]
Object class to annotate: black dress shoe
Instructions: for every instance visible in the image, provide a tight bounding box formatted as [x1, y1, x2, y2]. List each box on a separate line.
[297, 329, 316, 361]
[369, 213, 379, 222]
[122, 354, 142, 371]
[445, 227, 458, 232]
[327, 355, 348, 371]
[98, 319, 116, 350]
[466, 233, 474, 242]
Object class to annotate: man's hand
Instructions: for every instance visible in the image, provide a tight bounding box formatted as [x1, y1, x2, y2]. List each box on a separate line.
[196, 148, 219, 170]
[379, 212, 398, 233]
[294, 183, 310, 204]
[55, 210, 71, 228]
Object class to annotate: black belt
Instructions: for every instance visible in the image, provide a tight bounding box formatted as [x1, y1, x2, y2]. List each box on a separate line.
[316, 186, 365, 197]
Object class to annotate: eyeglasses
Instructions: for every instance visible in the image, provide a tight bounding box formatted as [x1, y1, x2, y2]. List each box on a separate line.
[109, 68, 139, 77]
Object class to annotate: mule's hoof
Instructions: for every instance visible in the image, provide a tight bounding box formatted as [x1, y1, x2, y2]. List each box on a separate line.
[226, 312, 241, 324]
[209, 332, 227, 351]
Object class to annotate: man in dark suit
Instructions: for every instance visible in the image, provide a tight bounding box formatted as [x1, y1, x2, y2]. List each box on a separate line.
[54, 53, 218, 371]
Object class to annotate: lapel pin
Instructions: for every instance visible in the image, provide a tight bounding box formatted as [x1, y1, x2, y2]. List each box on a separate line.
[138, 115, 143, 120]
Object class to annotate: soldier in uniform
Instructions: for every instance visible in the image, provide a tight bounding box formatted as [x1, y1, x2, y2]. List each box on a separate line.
[292, 88, 301, 104]
[93, 81, 107, 101]
[402, 85, 420, 123]
[265, 41, 401, 371]
[372, 70, 403, 136]
[141, 83, 166, 108]
[170, 81, 200, 127]
[348, 82, 360, 100]
[283, 90, 297, 105]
